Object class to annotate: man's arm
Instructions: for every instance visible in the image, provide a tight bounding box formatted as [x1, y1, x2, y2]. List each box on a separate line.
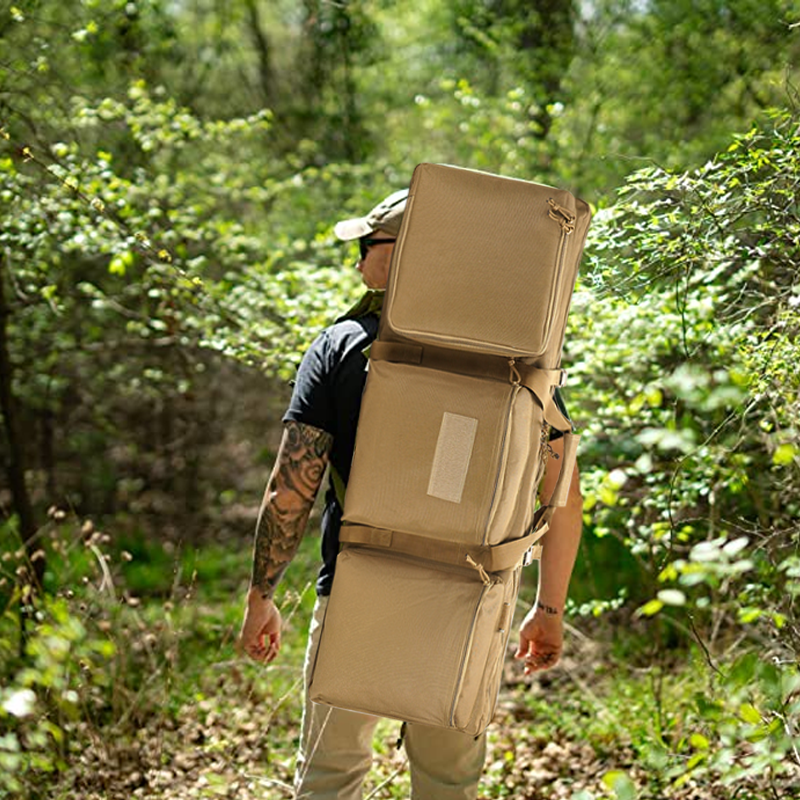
[239, 420, 332, 663]
[515, 436, 583, 674]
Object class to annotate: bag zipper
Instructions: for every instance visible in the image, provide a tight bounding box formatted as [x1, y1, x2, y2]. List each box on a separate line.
[542, 199, 576, 353]
[449, 581, 495, 727]
[478, 568, 521, 725]
[482, 384, 520, 545]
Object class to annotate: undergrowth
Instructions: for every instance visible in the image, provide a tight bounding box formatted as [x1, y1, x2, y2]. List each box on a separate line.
[1, 511, 798, 800]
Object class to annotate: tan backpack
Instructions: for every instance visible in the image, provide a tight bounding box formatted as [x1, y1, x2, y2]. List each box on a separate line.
[309, 163, 591, 736]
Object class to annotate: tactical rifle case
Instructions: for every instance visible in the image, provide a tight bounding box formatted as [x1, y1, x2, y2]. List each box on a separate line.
[308, 163, 591, 736]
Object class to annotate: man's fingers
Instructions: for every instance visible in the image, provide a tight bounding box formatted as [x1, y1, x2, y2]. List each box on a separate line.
[238, 630, 275, 663]
[523, 650, 560, 674]
[264, 632, 280, 662]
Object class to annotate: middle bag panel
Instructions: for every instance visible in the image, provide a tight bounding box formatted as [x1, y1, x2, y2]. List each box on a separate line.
[343, 359, 546, 547]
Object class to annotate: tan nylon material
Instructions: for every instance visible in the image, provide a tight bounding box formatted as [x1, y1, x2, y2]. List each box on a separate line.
[308, 547, 510, 735]
[345, 362, 550, 546]
[312, 164, 591, 736]
[483, 386, 543, 544]
[339, 524, 547, 572]
[550, 432, 580, 508]
[449, 580, 504, 729]
[454, 567, 519, 732]
[385, 163, 589, 363]
[369, 339, 572, 432]
[345, 361, 517, 545]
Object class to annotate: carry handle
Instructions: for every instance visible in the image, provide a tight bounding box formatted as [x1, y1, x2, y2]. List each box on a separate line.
[531, 432, 579, 535]
[549, 432, 579, 509]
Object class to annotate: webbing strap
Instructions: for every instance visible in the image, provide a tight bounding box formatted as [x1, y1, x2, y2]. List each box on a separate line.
[531, 431, 579, 532]
[340, 524, 548, 572]
[369, 340, 571, 432]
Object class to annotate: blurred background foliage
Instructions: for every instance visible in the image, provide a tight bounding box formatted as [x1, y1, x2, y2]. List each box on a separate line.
[1, 1, 799, 798]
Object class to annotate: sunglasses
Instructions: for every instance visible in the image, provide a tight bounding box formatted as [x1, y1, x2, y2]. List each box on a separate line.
[359, 237, 396, 260]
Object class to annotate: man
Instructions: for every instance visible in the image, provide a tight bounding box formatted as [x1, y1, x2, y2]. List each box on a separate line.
[239, 189, 584, 799]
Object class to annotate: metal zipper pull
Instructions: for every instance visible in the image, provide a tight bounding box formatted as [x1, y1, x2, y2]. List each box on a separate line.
[547, 198, 576, 234]
[465, 554, 493, 586]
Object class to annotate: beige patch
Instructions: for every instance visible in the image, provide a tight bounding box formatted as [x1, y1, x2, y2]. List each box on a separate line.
[427, 412, 479, 504]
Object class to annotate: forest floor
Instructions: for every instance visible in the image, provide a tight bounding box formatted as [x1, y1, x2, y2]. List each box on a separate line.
[63, 618, 783, 800]
[15, 526, 797, 800]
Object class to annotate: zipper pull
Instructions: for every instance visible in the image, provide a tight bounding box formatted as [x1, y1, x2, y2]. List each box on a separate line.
[547, 198, 576, 234]
[465, 554, 493, 586]
[508, 357, 521, 386]
[498, 601, 514, 633]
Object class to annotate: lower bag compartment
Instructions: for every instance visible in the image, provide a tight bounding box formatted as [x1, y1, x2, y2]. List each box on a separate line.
[308, 546, 518, 736]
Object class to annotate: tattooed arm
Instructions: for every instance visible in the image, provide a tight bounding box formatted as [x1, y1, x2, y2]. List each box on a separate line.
[239, 421, 333, 663]
[515, 435, 583, 674]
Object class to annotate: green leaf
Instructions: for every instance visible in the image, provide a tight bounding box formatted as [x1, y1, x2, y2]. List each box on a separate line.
[686, 752, 706, 770]
[689, 733, 710, 750]
[109, 251, 133, 276]
[772, 443, 798, 466]
[738, 703, 762, 724]
[738, 607, 762, 624]
[603, 770, 637, 800]
[637, 599, 664, 617]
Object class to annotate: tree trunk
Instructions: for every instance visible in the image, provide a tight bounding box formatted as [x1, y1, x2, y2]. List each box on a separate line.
[0, 251, 42, 588]
[244, 0, 276, 108]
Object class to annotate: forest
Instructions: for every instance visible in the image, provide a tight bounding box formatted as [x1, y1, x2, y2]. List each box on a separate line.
[1, 1, 799, 798]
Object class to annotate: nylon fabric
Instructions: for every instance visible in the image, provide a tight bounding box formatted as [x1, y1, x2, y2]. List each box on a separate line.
[344, 360, 546, 546]
[384, 164, 591, 363]
[339, 524, 546, 572]
[308, 548, 514, 737]
[309, 163, 591, 736]
[297, 596, 487, 800]
[369, 340, 571, 430]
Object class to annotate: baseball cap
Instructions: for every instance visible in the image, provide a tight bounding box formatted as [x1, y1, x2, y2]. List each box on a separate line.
[333, 188, 409, 241]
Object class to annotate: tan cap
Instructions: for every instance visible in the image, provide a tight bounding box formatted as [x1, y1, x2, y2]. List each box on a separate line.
[334, 188, 409, 241]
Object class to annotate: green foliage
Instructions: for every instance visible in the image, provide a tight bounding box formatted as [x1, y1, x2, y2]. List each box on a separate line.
[1, 1, 800, 796]
[0, 593, 115, 795]
[567, 107, 800, 793]
[0, 508, 325, 799]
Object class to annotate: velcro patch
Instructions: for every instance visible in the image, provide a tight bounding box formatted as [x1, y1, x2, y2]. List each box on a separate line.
[427, 412, 478, 504]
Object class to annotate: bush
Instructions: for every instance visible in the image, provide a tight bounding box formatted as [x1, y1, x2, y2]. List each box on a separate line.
[568, 106, 800, 793]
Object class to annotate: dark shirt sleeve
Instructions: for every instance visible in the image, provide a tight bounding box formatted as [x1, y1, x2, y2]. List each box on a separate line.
[283, 331, 336, 435]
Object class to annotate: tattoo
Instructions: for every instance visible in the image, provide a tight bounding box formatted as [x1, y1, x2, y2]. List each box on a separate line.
[251, 422, 333, 598]
[537, 601, 560, 616]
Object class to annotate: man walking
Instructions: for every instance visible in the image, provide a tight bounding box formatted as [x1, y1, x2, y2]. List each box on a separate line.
[239, 188, 584, 799]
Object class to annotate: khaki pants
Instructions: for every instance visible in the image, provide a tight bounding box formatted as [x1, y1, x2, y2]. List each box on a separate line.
[295, 596, 487, 800]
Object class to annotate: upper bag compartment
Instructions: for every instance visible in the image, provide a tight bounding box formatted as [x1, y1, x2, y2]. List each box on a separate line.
[383, 163, 591, 361]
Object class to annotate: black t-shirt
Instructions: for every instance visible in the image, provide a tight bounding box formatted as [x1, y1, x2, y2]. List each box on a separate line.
[284, 311, 571, 596]
[283, 313, 379, 595]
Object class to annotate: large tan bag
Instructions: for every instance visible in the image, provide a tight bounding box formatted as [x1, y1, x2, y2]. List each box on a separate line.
[309, 164, 591, 736]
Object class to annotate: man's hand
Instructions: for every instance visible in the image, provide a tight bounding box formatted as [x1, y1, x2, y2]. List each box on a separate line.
[238, 589, 282, 663]
[514, 604, 563, 675]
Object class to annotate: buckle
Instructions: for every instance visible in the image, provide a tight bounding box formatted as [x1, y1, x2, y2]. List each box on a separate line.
[522, 547, 535, 567]
[558, 370, 568, 387]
